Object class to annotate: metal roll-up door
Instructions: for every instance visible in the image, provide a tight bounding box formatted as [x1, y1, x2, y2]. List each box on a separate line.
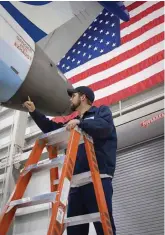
[113, 137, 164, 235]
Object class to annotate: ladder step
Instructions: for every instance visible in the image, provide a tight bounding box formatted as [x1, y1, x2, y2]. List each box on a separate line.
[6, 192, 56, 213]
[39, 127, 83, 148]
[23, 155, 65, 176]
[64, 212, 101, 227]
[53, 172, 94, 187]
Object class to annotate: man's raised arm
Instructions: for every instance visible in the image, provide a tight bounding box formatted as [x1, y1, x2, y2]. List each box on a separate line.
[23, 98, 63, 133]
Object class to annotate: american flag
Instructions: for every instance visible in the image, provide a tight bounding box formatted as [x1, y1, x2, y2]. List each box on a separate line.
[57, 1, 164, 108]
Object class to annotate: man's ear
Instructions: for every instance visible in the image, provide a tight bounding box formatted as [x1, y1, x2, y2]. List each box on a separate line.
[81, 94, 86, 101]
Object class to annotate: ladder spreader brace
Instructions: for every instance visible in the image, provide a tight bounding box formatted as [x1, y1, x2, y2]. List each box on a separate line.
[0, 127, 113, 235]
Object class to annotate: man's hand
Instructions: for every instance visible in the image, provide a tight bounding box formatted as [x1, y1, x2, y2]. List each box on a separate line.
[66, 119, 80, 131]
[23, 96, 35, 112]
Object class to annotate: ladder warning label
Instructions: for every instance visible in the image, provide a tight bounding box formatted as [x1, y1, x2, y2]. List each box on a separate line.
[56, 207, 64, 224]
[60, 177, 70, 206]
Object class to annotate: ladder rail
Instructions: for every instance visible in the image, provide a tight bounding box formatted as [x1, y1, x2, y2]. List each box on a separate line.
[83, 134, 113, 235]
[0, 139, 46, 235]
[47, 128, 81, 235]
[47, 145, 59, 235]
[47, 146, 59, 193]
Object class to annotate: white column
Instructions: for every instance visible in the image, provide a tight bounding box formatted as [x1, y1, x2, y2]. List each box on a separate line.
[2, 110, 28, 207]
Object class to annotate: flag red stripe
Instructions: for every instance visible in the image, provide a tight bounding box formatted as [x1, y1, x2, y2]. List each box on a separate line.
[69, 32, 164, 84]
[121, 1, 164, 30]
[89, 50, 164, 92]
[53, 71, 164, 123]
[94, 71, 164, 107]
[121, 15, 164, 44]
[52, 111, 78, 123]
[126, 1, 147, 12]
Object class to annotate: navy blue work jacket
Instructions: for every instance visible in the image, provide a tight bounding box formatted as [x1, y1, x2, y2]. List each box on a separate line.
[30, 105, 117, 176]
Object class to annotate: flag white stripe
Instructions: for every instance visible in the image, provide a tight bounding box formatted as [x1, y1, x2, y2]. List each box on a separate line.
[124, 1, 157, 19]
[74, 40, 164, 87]
[124, 1, 136, 7]
[95, 60, 164, 100]
[121, 8, 163, 37]
[65, 22, 164, 79]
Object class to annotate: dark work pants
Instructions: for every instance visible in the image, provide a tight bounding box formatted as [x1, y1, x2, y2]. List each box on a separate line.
[67, 178, 116, 235]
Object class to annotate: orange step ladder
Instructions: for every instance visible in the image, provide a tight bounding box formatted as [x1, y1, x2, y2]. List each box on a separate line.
[0, 127, 113, 235]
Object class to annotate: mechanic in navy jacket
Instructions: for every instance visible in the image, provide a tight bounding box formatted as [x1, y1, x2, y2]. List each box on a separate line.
[24, 86, 117, 235]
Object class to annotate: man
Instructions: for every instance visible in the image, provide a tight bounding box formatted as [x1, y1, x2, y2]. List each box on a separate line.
[24, 86, 117, 235]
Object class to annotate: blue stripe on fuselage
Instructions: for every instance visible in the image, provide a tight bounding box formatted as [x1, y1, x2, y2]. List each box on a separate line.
[0, 1, 47, 42]
[21, 1, 52, 6]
